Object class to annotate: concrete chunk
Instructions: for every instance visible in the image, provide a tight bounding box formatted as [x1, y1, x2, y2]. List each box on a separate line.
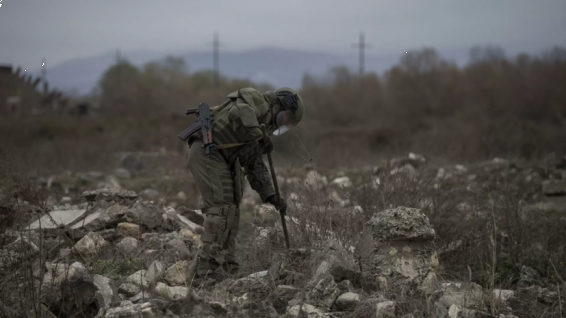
[27, 209, 87, 230]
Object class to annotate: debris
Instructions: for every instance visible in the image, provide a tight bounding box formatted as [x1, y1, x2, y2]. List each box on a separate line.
[335, 292, 360, 311]
[73, 232, 109, 256]
[27, 209, 87, 230]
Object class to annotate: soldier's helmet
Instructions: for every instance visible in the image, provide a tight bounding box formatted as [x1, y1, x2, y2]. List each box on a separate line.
[272, 87, 305, 136]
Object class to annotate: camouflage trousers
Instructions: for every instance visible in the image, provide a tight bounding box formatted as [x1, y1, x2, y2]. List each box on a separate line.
[188, 141, 244, 276]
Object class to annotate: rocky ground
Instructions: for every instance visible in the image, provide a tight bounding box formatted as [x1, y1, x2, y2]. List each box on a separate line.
[1, 153, 565, 317]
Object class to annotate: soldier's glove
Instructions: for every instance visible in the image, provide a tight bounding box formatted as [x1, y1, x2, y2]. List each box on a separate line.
[267, 195, 287, 215]
[259, 137, 274, 155]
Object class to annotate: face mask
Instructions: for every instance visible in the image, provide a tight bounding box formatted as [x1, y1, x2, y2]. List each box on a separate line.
[273, 110, 298, 136]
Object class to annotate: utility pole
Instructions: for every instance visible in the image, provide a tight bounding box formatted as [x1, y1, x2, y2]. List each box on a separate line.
[212, 32, 220, 89]
[41, 58, 48, 94]
[352, 32, 371, 77]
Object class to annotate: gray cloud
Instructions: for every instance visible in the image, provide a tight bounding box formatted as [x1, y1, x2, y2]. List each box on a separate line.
[1, 0, 565, 70]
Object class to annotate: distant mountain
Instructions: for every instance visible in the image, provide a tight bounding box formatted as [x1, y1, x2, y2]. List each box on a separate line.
[32, 47, 470, 95]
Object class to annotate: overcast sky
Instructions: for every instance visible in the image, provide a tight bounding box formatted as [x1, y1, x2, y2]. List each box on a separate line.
[1, 0, 565, 71]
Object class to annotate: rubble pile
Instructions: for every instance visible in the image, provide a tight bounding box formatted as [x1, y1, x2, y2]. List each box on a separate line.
[0, 153, 565, 317]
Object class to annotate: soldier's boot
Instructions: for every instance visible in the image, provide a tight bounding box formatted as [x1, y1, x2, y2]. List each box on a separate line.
[193, 255, 228, 284]
[223, 215, 240, 275]
[223, 255, 240, 276]
[193, 205, 237, 283]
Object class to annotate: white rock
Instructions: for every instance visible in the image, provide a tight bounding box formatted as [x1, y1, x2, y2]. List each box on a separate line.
[332, 176, 352, 188]
[73, 232, 108, 256]
[248, 270, 268, 279]
[146, 260, 165, 283]
[127, 270, 149, 288]
[376, 301, 395, 318]
[118, 283, 140, 297]
[163, 261, 190, 286]
[335, 292, 360, 310]
[104, 302, 156, 318]
[155, 282, 188, 300]
[43, 261, 88, 286]
[116, 237, 139, 255]
[130, 291, 151, 303]
[448, 304, 462, 318]
[493, 289, 514, 302]
[92, 274, 116, 310]
[27, 209, 87, 230]
[287, 304, 325, 317]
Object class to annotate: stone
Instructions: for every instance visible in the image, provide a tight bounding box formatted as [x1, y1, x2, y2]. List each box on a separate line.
[454, 308, 495, 318]
[493, 289, 514, 303]
[26, 209, 87, 230]
[59, 248, 71, 258]
[165, 238, 192, 260]
[366, 206, 435, 242]
[73, 232, 108, 257]
[537, 287, 559, 305]
[178, 228, 196, 239]
[70, 204, 129, 232]
[357, 206, 438, 294]
[112, 168, 131, 180]
[306, 274, 341, 310]
[92, 274, 118, 310]
[287, 304, 326, 317]
[104, 302, 157, 318]
[542, 180, 566, 195]
[127, 270, 149, 288]
[517, 265, 544, 288]
[208, 301, 227, 313]
[228, 277, 271, 298]
[272, 285, 299, 313]
[127, 201, 162, 229]
[248, 270, 269, 279]
[164, 261, 190, 286]
[332, 176, 353, 188]
[129, 291, 151, 304]
[335, 292, 360, 310]
[146, 260, 165, 283]
[82, 188, 138, 202]
[437, 282, 485, 309]
[165, 209, 204, 234]
[375, 301, 395, 318]
[116, 237, 139, 255]
[43, 261, 88, 287]
[311, 241, 359, 284]
[118, 283, 140, 297]
[337, 280, 353, 292]
[155, 282, 188, 300]
[117, 222, 141, 238]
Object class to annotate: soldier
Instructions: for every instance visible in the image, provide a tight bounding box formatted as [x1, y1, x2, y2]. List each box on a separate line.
[186, 87, 305, 282]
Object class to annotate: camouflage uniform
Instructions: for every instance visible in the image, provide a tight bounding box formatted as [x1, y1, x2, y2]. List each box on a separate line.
[188, 88, 284, 276]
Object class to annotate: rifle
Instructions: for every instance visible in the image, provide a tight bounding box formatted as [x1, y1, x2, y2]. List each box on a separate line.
[178, 105, 219, 142]
[177, 103, 215, 158]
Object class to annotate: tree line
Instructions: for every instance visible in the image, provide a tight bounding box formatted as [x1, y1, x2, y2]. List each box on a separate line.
[96, 46, 566, 162]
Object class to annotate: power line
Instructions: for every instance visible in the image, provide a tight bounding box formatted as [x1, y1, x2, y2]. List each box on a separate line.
[41, 58, 47, 94]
